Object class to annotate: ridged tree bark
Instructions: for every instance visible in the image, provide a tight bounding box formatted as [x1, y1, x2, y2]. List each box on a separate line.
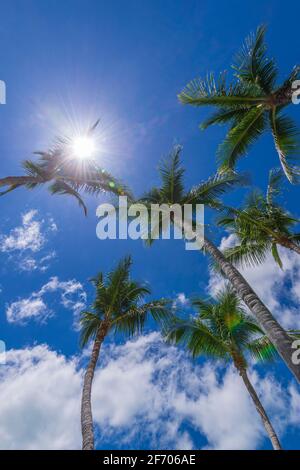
[81, 320, 109, 450]
[203, 236, 300, 383]
[238, 366, 282, 450]
[278, 237, 300, 256]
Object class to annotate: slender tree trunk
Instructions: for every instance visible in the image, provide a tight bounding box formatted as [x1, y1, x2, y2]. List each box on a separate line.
[203, 236, 300, 383]
[81, 320, 109, 450]
[278, 237, 300, 256]
[235, 364, 282, 450]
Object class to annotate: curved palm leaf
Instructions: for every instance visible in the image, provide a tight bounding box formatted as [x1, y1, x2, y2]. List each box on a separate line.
[217, 107, 266, 171]
[179, 24, 300, 181]
[233, 24, 277, 93]
[270, 110, 300, 182]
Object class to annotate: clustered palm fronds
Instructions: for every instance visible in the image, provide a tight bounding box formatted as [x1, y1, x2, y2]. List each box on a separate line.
[179, 25, 300, 182]
[218, 168, 300, 268]
[80, 256, 171, 346]
[167, 286, 277, 367]
[166, 286, 299, 450]
[0, 132, 130, 215]
[139, 145, 247, 242]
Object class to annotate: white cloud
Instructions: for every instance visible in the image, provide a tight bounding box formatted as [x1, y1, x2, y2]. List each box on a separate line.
[208, 235, 300, 329]
[0, 210, 57, 271]
[172, 292, 189, 310]
[0, 345, 81, 449]
[177, 293, 189, 305]
[0, 210, 45, 253]
[6, 298, 49, 324]
[5, 277, 86, 325]
[0, 335, 299, 450]
[20, 251, 56, 273]
[91, 334, 297, 450]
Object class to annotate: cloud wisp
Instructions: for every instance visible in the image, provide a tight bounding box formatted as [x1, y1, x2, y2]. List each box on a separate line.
[6, 277, 86, 325]
[0, 210, 57, 272]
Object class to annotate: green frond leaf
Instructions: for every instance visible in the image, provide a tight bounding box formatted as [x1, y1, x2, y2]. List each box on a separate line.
[266, 168, 284, 203]
[179, 73, 266, 109]
[223, 241, 270, 268]
[246, 335, 278, 363]
[233, 24, 277, 93]
[49, 180, 88, 215]
[269, 110, 300, 183]
[184, 171, 248, 206]
[218, 107, 266, 171]
[271, 243, 283, 268]
[158, 145, 185, 203]
[200, 108, 249, 130]
[79, 311, 102, 348]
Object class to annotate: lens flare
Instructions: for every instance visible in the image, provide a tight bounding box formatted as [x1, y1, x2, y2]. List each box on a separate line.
[72, 135, 96, 159]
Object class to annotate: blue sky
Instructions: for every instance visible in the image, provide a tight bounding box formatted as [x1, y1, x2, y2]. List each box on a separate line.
[0, 0, 300, 450]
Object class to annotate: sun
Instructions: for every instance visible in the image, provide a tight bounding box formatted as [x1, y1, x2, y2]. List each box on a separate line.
[71, 135, 97, 160]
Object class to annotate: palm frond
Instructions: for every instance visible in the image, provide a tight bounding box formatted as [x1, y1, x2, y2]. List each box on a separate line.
[269, 109, 300, 182]
[178, 72, 266, 108]
[200, 108, 249, 130]
[266, 168, 284, 204]
[184, 171, 248, 206]
[166, 317, 228, 359]
[79, 311, 102, 348]
[223, 241, 270, 268]
[49, 180, 88, 215]
[271, 243, 283, 268]
[233, 24, 277, 93]
[246, 335, 278, 362]
[217, 107, 266, 171]
[159, 145, 185, 203]
[113, 299, 171, 336]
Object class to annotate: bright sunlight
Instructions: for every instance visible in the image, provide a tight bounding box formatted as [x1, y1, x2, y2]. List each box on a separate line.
[71, 135, 97, 160]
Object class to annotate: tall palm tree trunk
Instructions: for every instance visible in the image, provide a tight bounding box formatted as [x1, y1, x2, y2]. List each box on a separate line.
[203, 236, 300, 383]
[236, 365, 281, 450]
[81, 321, 109, 450]
[278, 237, 300, 256]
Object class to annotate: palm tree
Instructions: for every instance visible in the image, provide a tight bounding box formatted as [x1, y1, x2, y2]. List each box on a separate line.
[80, 256, 171, 450]
[0, 125, 129, 215]
[218, 168, 300, 268]
[178, 25, 300, 182]
[139, 146, 300, 382]
[167, 286, 282, 450]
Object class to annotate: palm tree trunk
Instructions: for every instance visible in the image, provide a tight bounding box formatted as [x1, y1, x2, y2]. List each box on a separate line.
[278, 237, 300, 256]
[203, 236, 300, 383]
[236, 364, 282, 450]
[81, 320, 109, 450]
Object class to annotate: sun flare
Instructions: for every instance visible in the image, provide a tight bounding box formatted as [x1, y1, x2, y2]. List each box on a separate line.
[71, 135, 96, 160]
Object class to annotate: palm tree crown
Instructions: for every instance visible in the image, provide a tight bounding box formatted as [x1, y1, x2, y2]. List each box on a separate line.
[178, 25, 300, 182]
[166, 286, 283, 450]
[218, 168, 300, 268]
[80, 256, 170, 346]
[0, 125, 129, 215]
[167, 286, 275, 366]
[139, 145, 245, 231]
